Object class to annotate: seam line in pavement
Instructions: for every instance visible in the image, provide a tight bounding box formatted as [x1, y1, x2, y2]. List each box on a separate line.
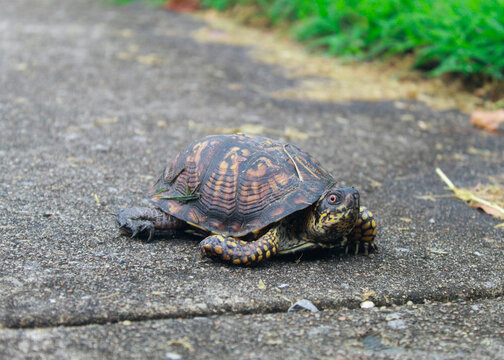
[3, 289, 503, 330]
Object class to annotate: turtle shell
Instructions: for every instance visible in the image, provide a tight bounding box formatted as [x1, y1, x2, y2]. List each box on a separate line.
[148, 134, 335, 237]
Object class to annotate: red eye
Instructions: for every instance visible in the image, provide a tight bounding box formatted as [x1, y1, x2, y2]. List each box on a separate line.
[328, 193, 341, 204]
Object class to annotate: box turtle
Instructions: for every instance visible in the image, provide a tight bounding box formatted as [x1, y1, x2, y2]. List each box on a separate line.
[116, 134, 377, 265]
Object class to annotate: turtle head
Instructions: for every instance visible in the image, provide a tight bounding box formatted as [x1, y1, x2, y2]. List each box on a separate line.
[306, 186, 360, 244]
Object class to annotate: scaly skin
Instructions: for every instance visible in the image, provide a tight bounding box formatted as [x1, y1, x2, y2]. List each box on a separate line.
[116, 207, 184, 241]
[200, 227, 279, 265]
[346, 207, 377, 255]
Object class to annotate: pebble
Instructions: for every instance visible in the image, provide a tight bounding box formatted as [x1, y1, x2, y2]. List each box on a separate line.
[288, 299, 319, 313]
[165, 353, 182, 360]
[360, 301, 375, 309]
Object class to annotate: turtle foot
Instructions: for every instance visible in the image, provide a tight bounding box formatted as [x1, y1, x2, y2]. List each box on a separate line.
[346, 206, 377, 255]
[116, 208, 156, 241]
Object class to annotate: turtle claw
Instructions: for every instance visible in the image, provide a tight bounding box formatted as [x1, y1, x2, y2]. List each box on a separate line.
[117, 215, 155, 241]
[128, 220, 155, 241]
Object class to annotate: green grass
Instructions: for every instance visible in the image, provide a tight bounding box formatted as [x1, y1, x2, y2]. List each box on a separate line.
[115, 0, 504, 81]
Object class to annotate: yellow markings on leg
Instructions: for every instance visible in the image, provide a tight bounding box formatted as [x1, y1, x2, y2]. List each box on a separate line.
[201, 226, 280, 265]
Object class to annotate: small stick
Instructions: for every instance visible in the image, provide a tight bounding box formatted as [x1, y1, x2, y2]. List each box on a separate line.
[436, 168, 504, 217]
[283, 144, 304, 182]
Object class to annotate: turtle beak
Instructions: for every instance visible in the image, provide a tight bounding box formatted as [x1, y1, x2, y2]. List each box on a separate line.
[343, 188, 360, 209]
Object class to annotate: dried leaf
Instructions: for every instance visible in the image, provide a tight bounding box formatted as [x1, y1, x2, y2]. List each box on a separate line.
[369, 179, 383, 188]
[258, 279, 267, 290]
[436, 168, 504, 222]
[170, 337, 194, 352]
[474, 204, 503, 218]
[362, 289, 376, 301]
[470, 109, 504, 133]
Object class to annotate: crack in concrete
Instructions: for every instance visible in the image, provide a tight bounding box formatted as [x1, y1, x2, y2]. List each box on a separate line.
[3, 288, 503, 330]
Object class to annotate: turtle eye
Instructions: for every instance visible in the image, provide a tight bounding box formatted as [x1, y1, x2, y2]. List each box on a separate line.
[328, 192, 342, 205]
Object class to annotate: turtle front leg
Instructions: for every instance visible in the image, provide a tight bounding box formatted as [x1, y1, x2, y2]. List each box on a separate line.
[200, 227, 279, 265]
[346, 206, 377, 255]
[116, 207, 184, 241]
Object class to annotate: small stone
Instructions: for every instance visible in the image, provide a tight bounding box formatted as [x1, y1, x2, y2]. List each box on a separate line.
[471, 305, 480, 311]
[165, 353, 182, 360]
[277, 284, 289, 289]
[406, 300, 414, 306]
[360, 301, 375, 309]
[195, 303, 208, 312]
[429, 218, 435, 224]
[288, 299, 319, 312]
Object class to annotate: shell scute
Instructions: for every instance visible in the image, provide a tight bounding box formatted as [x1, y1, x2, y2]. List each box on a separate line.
[148, 134, 334, 236]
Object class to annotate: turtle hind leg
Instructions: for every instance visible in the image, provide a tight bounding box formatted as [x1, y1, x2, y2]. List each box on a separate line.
[116, 207, 184, 241]
[200, 227, 279, 265]
[346, 206, 377, 255]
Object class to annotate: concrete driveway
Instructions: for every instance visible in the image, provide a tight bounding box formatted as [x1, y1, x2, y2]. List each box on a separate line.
[0, 1, 503, 358]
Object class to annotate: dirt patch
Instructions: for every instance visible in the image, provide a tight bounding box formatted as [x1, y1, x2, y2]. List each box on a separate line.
[192, 10, 501, 113]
